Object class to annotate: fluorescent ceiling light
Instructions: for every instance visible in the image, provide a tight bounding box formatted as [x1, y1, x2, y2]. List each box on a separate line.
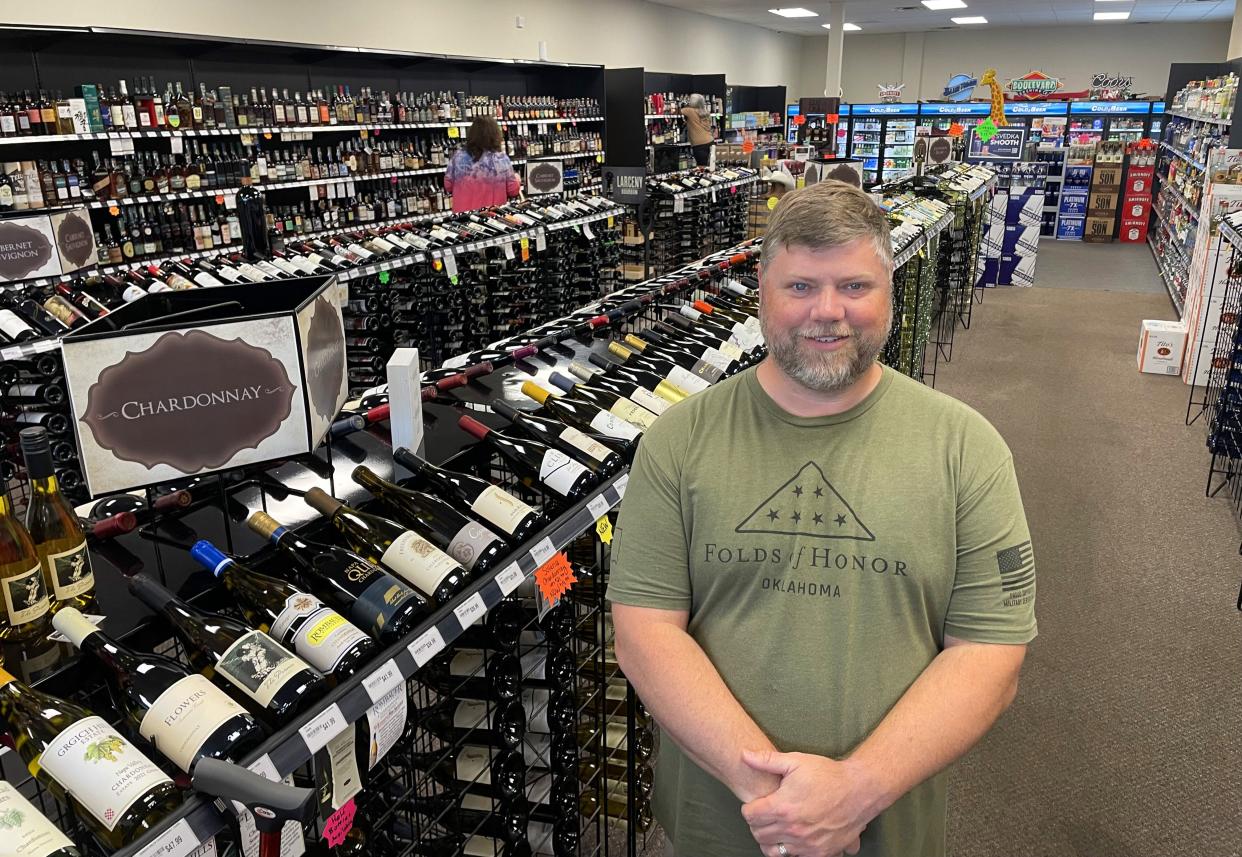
[769, 7, 819, 16]
[822, 22, 863, 29]
[1093, 10, 1130, 19]
[951, 15, 988, 23]
[921, 0, 968, 9]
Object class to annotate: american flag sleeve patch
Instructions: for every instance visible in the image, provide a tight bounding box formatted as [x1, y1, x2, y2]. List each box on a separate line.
[996, 540, 1035, 592]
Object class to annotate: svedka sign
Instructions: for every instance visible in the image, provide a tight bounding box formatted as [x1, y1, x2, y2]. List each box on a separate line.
[81, 329, 296, 471]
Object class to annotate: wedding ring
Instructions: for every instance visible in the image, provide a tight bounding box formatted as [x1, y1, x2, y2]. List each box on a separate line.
[777, 844, 790, 857]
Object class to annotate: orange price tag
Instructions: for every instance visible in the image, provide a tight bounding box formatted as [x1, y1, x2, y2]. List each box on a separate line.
[360, 129, 369, 139]
[520, 237, 530, 262]
[534, 551, 577, 607]
[793, 115, 806, 126]
[741, 140, 755, 154]
[824, 114, 839, 124]
[108, 205, 120, 217]
[432, 258, 443, 271]
[263, 132, 273, 140]
[947, 123, 966, 138]
[215, 195, 225, 205]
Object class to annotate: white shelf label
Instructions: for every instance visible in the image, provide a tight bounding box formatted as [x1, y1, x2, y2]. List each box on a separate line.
[614, 474, 630, 499]
[362, 658, 403, 705]
[247, 754, 278, 780]
[529, 537, 556, 568]
[297, 703, 346, 754]
[496, 563, 525, 597]
[535, 229, 547, 252]
[586, 494, 612, 521]
[132, 819, 201, 857]
[453, 593, 487, 629]
[408, 627, 445, 666]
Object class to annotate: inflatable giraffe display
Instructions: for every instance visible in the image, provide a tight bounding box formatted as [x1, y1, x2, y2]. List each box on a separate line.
[980, 69, 1010, 127]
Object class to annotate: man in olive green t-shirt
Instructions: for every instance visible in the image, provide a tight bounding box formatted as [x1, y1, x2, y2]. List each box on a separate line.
[608, 182, 1036, 857]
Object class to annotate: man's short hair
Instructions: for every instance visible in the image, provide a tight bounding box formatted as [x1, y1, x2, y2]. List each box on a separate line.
[760, 180, 893, 274]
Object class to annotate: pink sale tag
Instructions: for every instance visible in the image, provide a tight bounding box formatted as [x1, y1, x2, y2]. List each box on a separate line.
[322, 798, 357, 848]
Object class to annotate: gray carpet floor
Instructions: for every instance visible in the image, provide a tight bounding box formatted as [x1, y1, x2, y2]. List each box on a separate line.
[936, 285, 1242, 857]
[1034, 239, 1170, 297]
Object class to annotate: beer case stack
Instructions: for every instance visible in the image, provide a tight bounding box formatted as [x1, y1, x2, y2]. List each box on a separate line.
[1119, 142, 1157, 244]
[1084, 141, 1125, 243]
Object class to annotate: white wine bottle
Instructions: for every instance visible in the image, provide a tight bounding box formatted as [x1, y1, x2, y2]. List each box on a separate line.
[0, 666, 182, 851]
[0, 780, 82, 857]
[0, 484, 51, 641]
[19, 428, 95, 612]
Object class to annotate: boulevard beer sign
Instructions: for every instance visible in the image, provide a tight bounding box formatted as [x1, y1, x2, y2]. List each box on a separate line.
[1007, 70, 1064, 101]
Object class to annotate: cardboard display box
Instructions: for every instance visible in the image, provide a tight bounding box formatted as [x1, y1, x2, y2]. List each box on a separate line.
[1119, 217, 1149, 243]
[1082, 216, 1116, 243]
[1137, 319, 1187, 375]
[1056, 216, 1086, 240]
[1088, 190, 1120, 216]
[1091, 165, 1123, 190]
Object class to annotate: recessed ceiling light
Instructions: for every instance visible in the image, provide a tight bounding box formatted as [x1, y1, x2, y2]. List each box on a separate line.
[951, 15, 988, 23]
[821, 22, 863, 29]
[1093, 10, 1130, 19]
[922, 0, 968, 9]
[769, 7, 819, 16]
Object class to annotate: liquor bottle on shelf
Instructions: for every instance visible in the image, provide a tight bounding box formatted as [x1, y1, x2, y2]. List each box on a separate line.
[421, 648, 522, 702]
[410, 743, 526, 801]
[457, 414, 600, 501]
[51, 607, 265, 774]
[414, 694, 527, 751]
[0, 483, 52, 641]
[0, 308, 38, 343]
[351, 465, 511, 576]
[0, 666, 182, 851]
[19, 428, 95, 612]
[0, 780, 83, 857]
[567, 358, 683, 416]
[518, 381, 642, 445]
[393, 448, 550, 546]
[127, 573, 328, 724]
[189, 540, 377, 680]
[488, 400, 625, 478]
[303, 487, 471, 606]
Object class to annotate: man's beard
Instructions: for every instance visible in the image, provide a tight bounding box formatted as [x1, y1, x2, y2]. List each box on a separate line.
[759, 305, 893, 394]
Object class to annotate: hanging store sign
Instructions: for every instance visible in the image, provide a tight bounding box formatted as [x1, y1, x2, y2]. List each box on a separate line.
[1068, 100, 1152, 115]
[526, 160, 564, 196]
[877, 83, 905, 104]
[967, 126, 1027, 161]
[1004, 102, 1069, 116]
[851, 103, 919, 116]
[942, 73, 979, 102]
[0, 216, 59, 282]
[602, 166, 646, 205]
[1089, 73, 1134, 101]
[920, 103, 991, 116]
[1007, 70, 1064, 101]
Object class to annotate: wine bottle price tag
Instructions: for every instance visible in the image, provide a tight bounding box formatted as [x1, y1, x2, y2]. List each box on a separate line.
[673, 197, 685, 214]
[308, 184, 319, 201]
[170, 136, 184, 155]
[711, 189, 718, 203]
[614, 474, 630, 499]
[453, 592, 487, 629]
[535, 229, 547, 252]
[362, 658, 403, 705]
[582, 223, 596, 240]
[529, 537, 556, 568]
[534, 551, 577, 612]
[408, 626, 446, 666]
[108, 137, 124, 156]
[595, 516, 614, 544]
[519, 237, 530, 262]
[132, 818, 201, 857]
[503, 241, 515, 260]
[442, 249, 458, 279]
[586, 494, 612, 521]
[297, 702, 347, 754]
[496, 563, 525, 597]
[223, 194, 237, 210]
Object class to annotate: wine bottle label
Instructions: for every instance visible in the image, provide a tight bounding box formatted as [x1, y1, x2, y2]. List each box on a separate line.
[557, 426, 613, 463]
[0, 310, 31, 341]
[520, 688, 551, 733]
[470, 485, 535, 536]
[353, 572, 421, 638]
[587, 410, 641, 441]
[0, 780, 78, 856]
[365, 684, 407, 770]
[538, 449, 591, 497]
[607, 399, 657, 431]
[666, 365, 711, 394]
[743, 316, 762, 333]
[215, 630, 309, 708]
[122, 285, 147, 302]
[138, 674, 250, 773]
[270, 594, 370, 675]
[463, 835, 503, 857]
[2, 564, 49, 628]
[455, 747, 492, 783]
[452, 698, 491, 730]
[626, 386, 671, 416]
[460, 792, 492, 813]
[44, 540, 94, 602]
[39, 716, 173, 832]
[716, 340, 746, 361]
[520, 651, 548, 681]
[380, 531, 460, 598]
[695, 346, 733, 373]
[449, 650, 485, 677]
[446, 522, 503, 571]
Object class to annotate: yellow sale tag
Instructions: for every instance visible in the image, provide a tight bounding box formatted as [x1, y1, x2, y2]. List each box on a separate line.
[557, 123, 563, 132]
[360, 129, 369, 139]
[263, 132, 273, 140]
[595, 517, 613, 544]
[432, 258, 443, 271]
[447, 126, 460, 138]
[607, 216, 615, 228]
[596, 154, 604, 164]
[520, 237, 530, 262]
[767, 196, 779, 211]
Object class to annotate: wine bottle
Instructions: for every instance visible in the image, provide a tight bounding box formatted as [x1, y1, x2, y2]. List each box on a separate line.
[393, 448, 549, 545]
[421, 648, 521, 702]
[409, 744, 525, 801]
[567, 359, 683, 415]
[127, 574, 327, 724]
[627, 330, 741, 376]
[246, 511, 431, 646]
[189, 540, 376, 680]
[489, 400, 625, 477]
[50, 607, 264, 774]
[0, 666, 181, 851]
[518, 382, 641, 445]
[303, 487, 470, 606]
[0, 483, 51, 641]
[675, 302, 764, 350]
[651, 319, 754, 367]
[620, 335, 728, 383]
[19, 428, 94, 612]
[414, 695, 526, 751]
[0, 780, 83, 857]
[351, 465, 510, 576]
[606, 341, 712, 394]
[546, 373, 657, 431]
[457, 415, 599, 501]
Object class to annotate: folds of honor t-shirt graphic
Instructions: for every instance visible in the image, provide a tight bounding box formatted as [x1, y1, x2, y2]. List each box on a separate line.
[735, 461, 874, 540]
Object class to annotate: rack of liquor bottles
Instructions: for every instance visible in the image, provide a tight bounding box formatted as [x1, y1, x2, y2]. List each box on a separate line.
[642, 72, 725, 175]
[0, 25, 607, 288]
[720, 85, 786, 151]
[870, 164, 999, 385]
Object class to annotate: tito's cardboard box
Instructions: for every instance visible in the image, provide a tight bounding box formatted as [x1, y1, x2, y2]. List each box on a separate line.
[1137, 319, 1187, 375]
[60, 276, 347, 496]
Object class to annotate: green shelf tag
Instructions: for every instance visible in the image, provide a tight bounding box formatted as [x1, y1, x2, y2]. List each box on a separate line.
[378, 271, 391, 285]
[976, 118, 997, 143]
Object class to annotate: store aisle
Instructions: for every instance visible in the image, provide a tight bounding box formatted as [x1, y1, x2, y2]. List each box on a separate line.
[936, 286, 1242, 857]
[1033, 241, 1168, 295]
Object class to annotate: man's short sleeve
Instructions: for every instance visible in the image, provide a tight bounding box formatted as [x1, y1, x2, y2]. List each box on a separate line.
[606, 415, 693, 612]
[944, 454, 1038, 644]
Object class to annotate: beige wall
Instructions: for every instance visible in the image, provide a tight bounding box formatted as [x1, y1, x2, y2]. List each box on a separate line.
[5, 0, 802, 89]
[797, 22, 1231, 103]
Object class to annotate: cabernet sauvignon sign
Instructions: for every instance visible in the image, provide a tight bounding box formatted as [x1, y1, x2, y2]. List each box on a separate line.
[0, 218, 57, 281]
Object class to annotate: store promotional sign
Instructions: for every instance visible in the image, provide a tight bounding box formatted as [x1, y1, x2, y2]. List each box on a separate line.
[1068, 101, 1151, 115]
[1004, 102, 1069, 116]
[877, 83, 905, 104]
[602, 166, 646, 205]
[967, 126, 1027, 161]
[851, 103, 918, 116]
[1089, 73, 1134, 101]
[526, 160, 564, 196]
[942, 73, 979, 102]
[1007, 70, 1064, 101]
[61, 277, 348, 496]
[921, 103, 991, 116]
[0, 207, 98, 283]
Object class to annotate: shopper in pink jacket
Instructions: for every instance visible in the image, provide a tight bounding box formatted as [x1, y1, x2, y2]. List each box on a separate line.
[444, 117, 522, 213]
